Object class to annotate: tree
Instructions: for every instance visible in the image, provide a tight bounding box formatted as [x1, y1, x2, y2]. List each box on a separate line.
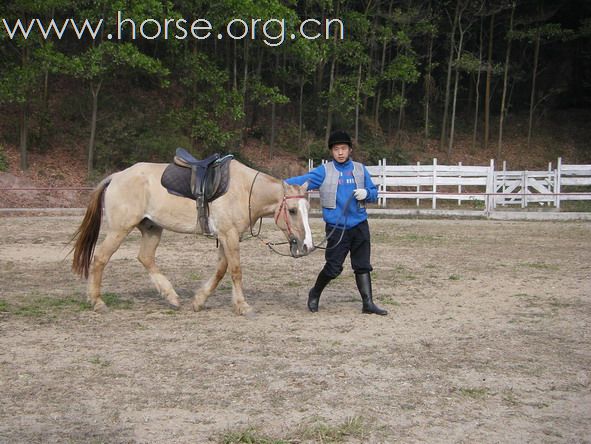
[250, 78, 289, 158]
[0, 0, 67, 170]
[172, 50, 243, 155]
[497, 2, 516, 159]
[66, 42, 168, 173]
[63, 0, 170, 173]
[514, 19, 574, 149]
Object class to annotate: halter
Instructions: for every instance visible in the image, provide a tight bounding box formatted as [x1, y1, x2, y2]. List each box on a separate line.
[247, 172, 354, 256]
[273, 190, 307, 239]
[247, 172, 307, 257]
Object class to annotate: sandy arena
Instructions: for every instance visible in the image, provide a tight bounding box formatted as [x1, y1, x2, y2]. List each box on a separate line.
[0, 215, 590, 443]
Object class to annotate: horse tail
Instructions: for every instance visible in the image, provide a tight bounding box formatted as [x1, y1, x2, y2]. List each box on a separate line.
[71, 177, 112, 279]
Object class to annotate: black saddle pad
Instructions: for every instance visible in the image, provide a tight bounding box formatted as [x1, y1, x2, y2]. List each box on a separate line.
[160, 156, 232, 201]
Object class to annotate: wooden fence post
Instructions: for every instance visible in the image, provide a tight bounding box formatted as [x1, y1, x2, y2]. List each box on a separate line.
[380, 158, 386, 207]
[432, 158, 437, 210]
[522, 170, 527, 208]
[416, 161, 421, 207]
[485, 159, 494, 215]
[458, 162, 462, 206]
[501, 160, 507, 207]
[556, 157, 562, 209]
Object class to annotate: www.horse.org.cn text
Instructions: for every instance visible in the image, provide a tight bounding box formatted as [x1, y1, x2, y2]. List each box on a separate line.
[1, 13, 345, 47]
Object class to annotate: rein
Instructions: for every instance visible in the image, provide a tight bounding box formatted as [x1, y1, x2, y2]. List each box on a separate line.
[306, 191, 354, 252]
[247, 172, 306, 257]
[247, 171, 355, 256]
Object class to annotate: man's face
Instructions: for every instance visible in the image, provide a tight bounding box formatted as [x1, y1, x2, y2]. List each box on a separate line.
[331, 143, 352, 163]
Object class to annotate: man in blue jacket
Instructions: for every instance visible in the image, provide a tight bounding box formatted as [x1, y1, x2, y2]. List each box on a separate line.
[285, 130, 387, 315]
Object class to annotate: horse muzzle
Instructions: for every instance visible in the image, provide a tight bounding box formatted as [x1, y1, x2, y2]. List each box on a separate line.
[289, 236, 309, 258]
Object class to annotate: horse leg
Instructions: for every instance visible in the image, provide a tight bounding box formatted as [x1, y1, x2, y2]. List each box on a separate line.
[88, 228, 130, 312]
[137, 221, 180, 309]
[192, 244, 228, 312]
[221, 231, 252, 316]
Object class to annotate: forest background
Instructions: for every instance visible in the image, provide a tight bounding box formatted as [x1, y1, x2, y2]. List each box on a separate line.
[1, 0, 590, 185]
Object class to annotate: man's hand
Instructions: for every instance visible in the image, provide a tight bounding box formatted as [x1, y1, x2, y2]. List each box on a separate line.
[353, 188, 368, 201]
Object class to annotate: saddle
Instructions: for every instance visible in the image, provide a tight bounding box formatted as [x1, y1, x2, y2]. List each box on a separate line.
[161, 148, 233, 235]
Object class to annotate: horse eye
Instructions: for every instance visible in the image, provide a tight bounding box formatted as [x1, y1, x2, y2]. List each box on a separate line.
[288, 208, 297, 216]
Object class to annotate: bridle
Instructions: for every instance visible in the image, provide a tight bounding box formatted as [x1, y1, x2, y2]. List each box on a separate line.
[273, 190, 307, 239]
[248, 172, 307, 257]
[247, 171, 354, 256]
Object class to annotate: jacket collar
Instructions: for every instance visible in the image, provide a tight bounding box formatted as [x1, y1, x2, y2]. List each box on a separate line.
[332, 158, 352, 168]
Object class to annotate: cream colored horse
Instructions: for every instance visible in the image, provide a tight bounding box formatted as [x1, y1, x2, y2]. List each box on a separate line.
[72, 160, 313, 315]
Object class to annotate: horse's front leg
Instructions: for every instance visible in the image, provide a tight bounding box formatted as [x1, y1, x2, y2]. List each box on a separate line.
[220, 231, 252, 315]
[192, 244, 228, 312]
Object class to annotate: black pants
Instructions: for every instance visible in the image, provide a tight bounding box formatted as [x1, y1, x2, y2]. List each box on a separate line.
[322, 220, 372, 278]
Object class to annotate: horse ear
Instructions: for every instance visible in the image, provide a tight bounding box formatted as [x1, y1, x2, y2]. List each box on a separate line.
[301, 181, 309, 192]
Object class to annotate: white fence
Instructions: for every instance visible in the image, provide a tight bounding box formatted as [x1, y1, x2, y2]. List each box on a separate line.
[307, 157, 591, 214]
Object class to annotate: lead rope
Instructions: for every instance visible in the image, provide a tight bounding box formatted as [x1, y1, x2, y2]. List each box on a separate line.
[247, 172, 356, 256]
[248, 174, 303, 256]
[248, 172, 263, 238]
[308, 191, 355, 251]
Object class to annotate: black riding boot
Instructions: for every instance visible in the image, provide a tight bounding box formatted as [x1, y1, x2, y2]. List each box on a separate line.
[355, 272, 388, 315]
[308, 270, 332, 312]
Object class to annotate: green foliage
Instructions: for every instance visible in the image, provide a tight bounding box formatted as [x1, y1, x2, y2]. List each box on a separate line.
[65, 42, 169, 84]
[307, 139, 329, 164]
[384, 54, 420, 83]
[8, 296, 90, 317]
[220, 427, 288, 444]
[251, 79, 289, 107]
[0, 0, 587, 168]
[512, 23, 575, 43]
[0, 145, 8, 171]
[218, 416, 367, 444]
[101, 292, 133, 309]
[173, 50, 243, 154]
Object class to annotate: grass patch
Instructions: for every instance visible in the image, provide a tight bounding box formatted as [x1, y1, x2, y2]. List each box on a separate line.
[560, 200, 591, 212]
[89, 356, 111, 368]
[518, 262, 559, 271]
[219, 427, 290, 444]
[0, 299, 9, 312]
[217, 416, 368, 444]
[298, 416, 367, 442]
[399, 233, 443, 243]
[102, 292, 133, 309]
[448, 274, 461, 281]
[379, 295, 400, 307]
[395, 264, 416, 280]
[10, 296, 90, 317]
[502, 390, 520, 406]
[548, 297, 572, 309]
[188, 272, 202, 281]
[457, 387, 489, 400]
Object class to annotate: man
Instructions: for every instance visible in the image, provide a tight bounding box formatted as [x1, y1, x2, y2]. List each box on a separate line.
[285, 130, 387, 315]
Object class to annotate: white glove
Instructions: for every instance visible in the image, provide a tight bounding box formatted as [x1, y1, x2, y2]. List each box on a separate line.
[353, 188, 368, 201]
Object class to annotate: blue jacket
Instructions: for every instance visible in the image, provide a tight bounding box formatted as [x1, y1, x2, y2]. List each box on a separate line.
[286, 159, 378, 229]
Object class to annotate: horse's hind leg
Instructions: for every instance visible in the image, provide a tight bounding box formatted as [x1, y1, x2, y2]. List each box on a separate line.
[88, 228, 131, 312]
[220, 231, 252, 315]
[192, 244, 228, 312]
[137, 220, 180, 309]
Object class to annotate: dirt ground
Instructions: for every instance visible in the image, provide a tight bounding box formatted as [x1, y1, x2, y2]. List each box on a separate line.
[0, 215, 590, 443]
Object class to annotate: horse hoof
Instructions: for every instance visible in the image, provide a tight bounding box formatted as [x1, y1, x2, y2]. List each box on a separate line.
[234, 304, 253, 316]
[167, 302, 180, 311]
[192, 301, 204, 312]
[244, 311, 256, 320]
[93, 301, 109, 314]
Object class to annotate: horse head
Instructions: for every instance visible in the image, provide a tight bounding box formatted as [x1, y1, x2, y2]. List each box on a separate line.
[274, 182, 313, 258]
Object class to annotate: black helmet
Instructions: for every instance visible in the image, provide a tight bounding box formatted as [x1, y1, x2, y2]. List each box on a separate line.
[328, 130, 352, 149]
